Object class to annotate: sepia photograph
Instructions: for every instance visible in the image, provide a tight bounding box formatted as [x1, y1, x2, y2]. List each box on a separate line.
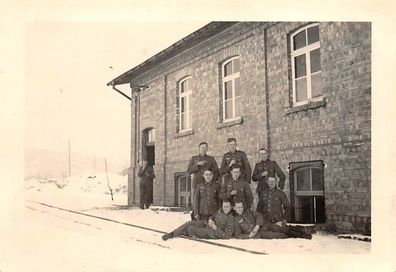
[1, 1, 395, 271]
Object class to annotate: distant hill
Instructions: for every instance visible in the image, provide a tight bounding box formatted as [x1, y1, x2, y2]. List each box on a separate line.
[25, 148, 128, 179]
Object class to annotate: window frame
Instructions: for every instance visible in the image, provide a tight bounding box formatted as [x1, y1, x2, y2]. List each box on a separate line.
[174, 173, 192, 207]
[290, 23, 322, 107]
[178, 76, 193, 132]
[289, 161, 326, 224]
[221, 56, 241, 122]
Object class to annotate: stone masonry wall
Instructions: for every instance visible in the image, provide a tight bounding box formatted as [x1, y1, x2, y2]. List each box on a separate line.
[127, 22, 371, 233]
[266, 22, 371, 233]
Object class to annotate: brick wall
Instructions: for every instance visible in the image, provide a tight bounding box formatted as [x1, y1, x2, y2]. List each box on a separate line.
[127, 22, 371, 233]
[266, 22, 371, 233]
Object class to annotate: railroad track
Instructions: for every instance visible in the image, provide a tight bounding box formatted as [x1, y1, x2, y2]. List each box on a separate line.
[26, 201, 267, 255]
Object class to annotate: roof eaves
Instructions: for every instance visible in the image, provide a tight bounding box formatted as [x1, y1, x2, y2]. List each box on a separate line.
[106, 22, 237, 86]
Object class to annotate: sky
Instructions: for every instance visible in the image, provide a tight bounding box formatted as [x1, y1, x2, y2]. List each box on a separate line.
[24, 21, 207, 165]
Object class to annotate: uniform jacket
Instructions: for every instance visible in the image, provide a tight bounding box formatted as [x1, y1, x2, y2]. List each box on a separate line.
[187, 154, 220, 187]
[193, 181, 220, 217]
[252, 159, 286, 192]
[233, 209, 264, 239]
[256, 188, 291, 223]
[138, 166, 155, 183]
[219, 176, 253, 209]
[220, 150, 252, 182]
[208, 209, 234, 239]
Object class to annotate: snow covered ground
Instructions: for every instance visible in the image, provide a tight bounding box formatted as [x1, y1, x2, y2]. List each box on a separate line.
[1, 174, 385, 271]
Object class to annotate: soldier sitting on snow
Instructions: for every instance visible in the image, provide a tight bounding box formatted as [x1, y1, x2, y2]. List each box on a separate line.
[233, 201, 312, 239]
[162, 200, 234, 240]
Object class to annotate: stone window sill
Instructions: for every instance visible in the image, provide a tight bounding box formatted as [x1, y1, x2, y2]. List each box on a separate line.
[285, 99, 327, 115]
[174, 129, 194, 138]
[216, 116, 243, 129]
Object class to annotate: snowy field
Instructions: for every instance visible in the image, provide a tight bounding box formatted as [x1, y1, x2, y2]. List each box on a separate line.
[0, 174, 381, 271]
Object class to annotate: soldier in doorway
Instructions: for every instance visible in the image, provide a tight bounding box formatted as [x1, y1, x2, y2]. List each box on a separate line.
[252, 147, 286, 198]
[138, 160, 155, 209]
[220, 138, 252, 183]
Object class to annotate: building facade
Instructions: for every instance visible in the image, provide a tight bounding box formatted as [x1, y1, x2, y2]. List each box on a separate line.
[108, 22, 371, 234]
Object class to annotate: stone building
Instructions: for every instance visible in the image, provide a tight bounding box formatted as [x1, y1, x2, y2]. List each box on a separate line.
[107, 22, 371, 234]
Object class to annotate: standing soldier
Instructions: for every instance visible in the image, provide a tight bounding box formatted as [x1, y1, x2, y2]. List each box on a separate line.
[187, 142, 220, 206]
[138, 160, 155, 209]
[252, 148, 286, 198]
[162, 200, 234, 240]
[220, 167, 253, 209]
[193, 169, 220, 222]
[220, 138, 252, 183]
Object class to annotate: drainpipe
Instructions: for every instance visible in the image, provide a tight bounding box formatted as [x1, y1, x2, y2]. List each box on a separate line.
[131, 84, 141, 205]
[111, 84, 132, 101]
[163, 75, 168, 206]
[264, 26, 271, 156]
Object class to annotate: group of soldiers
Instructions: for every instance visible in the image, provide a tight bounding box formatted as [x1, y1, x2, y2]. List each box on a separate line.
[161, 138, 314, 241]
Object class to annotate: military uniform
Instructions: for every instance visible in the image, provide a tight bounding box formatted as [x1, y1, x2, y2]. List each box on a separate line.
[220, 150, 252, 182]
[233, 209, 287, 239]
[252, 159, 286, 193]
[233, 209, 311, 239]
[219, 176, 253, 209]
[256, 189, 312, 239]
[193, 181, 220, 221]
[256, 188, 291, 223]
[187, 209, 234, 239]
[187, 154, 220, 187]
[138, 165, 155, 209]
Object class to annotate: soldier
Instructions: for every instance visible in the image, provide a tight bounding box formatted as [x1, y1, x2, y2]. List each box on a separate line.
[187, 142, 220, 205]
[193, 169, 221, 222]
[257, 177, 316, 236]
[220, 138, 252, 183]
[162, 200, 234, 240]
[256, 176, 290, 225]
[252, 147, 286, 198]
[233, 201, 312, 239]
[219, 167, 253, 209]
[137, 160, 155, 209]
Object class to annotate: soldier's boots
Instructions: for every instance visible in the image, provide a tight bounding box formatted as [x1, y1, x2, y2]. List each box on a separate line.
[162, 232, 174, 241]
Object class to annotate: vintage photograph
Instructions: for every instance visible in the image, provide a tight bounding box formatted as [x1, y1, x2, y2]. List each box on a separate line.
[1, 1, 395, 271]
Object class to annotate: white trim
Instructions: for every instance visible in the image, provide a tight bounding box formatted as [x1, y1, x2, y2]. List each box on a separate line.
[222, 56, 241, 122]
[290, 23, 322, 106]
[178, 76, 192, 131]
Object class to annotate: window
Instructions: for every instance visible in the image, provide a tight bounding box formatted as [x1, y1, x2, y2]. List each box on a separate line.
[147, 128, 155, 144]
[290, 24, 322, 106]
[222, 57, 241, 121]
[175, 174, 192, 207]
[289, 161, 325, 223]
[178, 77, 192, 131]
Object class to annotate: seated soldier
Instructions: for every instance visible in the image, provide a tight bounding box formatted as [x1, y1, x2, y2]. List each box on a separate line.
[233, 201, 312, 239]
[256, 177, 315, 235]
[220, 166, 253, 209]
[162, 200, 234, 240]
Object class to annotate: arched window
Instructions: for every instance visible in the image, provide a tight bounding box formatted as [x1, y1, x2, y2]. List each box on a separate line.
[289, 161, 325, 223]
[222, 57, 241, 121]
[178, 77, 192, 131]
[290, 23, 322, 106]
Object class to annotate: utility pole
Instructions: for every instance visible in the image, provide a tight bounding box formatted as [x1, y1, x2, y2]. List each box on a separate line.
[68, 138, 71, 177]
